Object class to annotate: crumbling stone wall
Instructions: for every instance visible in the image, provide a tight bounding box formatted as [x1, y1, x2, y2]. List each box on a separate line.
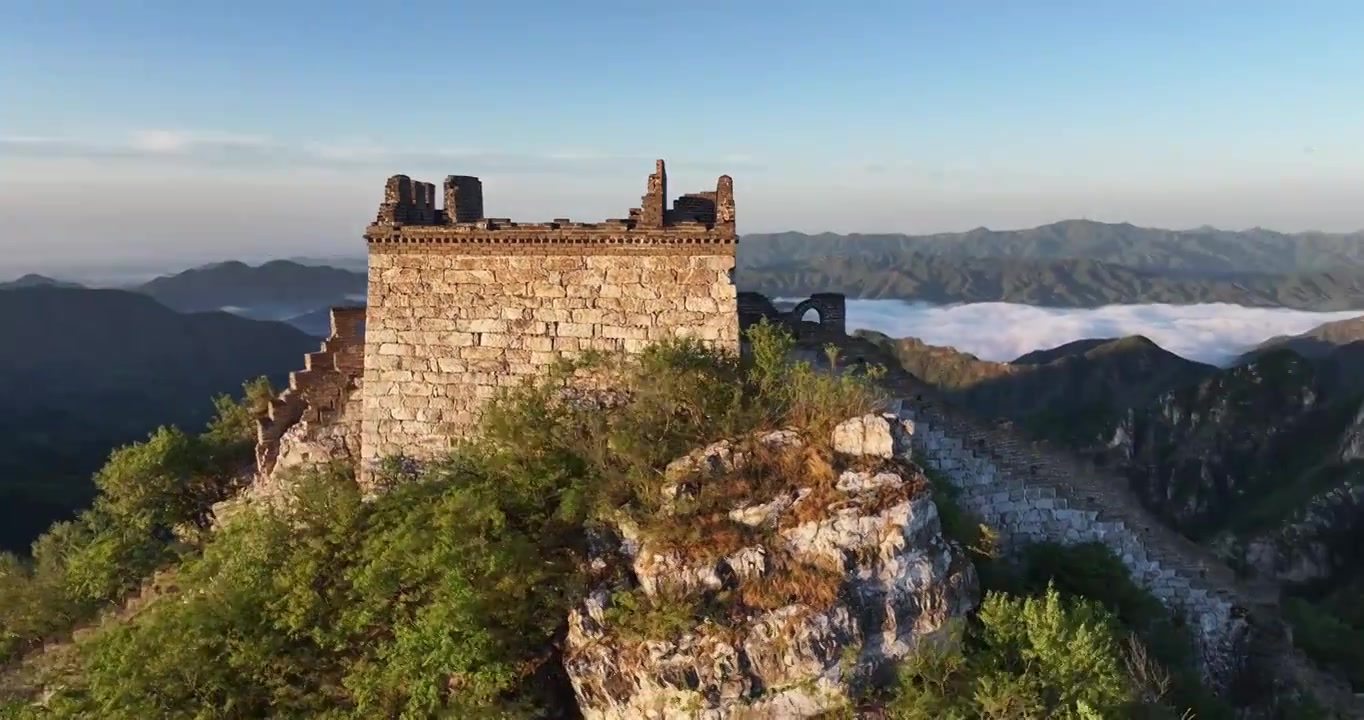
[360, 160, 739, 477]
[255, 307, 366, 487]
[738, 291, 846, 342]
[893, 396, 1250, 684]
[784, 336, 1361, 712]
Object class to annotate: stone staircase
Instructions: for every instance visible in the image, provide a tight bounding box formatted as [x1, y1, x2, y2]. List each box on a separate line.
[818, 337, 1363, 716]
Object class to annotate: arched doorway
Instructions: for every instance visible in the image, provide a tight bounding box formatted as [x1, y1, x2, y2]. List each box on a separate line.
[790, 298, 824, 336]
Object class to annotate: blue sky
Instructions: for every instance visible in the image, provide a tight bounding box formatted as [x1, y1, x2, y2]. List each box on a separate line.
[3, 0, 1363, 271]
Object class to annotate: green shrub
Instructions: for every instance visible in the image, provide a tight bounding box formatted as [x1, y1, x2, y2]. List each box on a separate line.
[1284, 596, 1364, 691]
[885, 586, 1134, 720]
[0, 379, 270, 669]
[1016, 542, 1232, 719]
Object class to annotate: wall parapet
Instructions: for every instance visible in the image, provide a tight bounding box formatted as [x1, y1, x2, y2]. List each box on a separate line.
[255, 306, 366, 477]
[365, 159, 737, 248]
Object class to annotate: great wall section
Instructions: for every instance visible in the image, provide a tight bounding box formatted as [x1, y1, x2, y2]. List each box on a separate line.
[251, 161, 1363, 716]
[359, 160, 739, 476]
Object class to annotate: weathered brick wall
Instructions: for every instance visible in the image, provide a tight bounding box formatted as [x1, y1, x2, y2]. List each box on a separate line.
[255, 307, 366, 481]
[358, 159, 739, 479]
[361, 245, 738, 473]
[892, 397, 1249, 685]
[791, 337, 1362, 712]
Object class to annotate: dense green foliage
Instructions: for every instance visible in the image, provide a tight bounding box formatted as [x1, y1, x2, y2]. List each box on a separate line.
[0, 324, 891, 717]
[0, 378, 271, 665]
[916, 470, 1231, 719]
[0, 322, 1304, 718]
[884, 587, 1134, 719]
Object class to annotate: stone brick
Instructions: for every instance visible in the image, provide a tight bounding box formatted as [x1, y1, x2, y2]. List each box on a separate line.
[358, 160, 740, 491]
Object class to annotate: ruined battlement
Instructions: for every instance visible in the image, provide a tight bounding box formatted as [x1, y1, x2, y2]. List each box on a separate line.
[365, 159, 736, 250]
[358, 159, 741, 480]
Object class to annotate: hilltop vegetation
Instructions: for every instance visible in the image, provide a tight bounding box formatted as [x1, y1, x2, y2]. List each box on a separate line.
[0, 377, 271, 668]
[0, 324, 1270, 718]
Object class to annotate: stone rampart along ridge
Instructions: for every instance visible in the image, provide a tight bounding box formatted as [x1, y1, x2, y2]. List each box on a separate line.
[891, 391, 1364, 713]
[255, 307, 366, 480]
[738, 291, 846, 343]
[891, 397, 1247, 681]
[783, 337, 1361, 714]
[360, 160, 740, 477]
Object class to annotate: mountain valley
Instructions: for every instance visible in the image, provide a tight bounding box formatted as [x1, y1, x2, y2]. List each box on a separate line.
[4, 225, 1364, 714]
[0, 286, 319, 551]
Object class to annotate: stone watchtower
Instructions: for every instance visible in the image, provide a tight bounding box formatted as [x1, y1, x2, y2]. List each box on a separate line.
[360, 160, 739, 473]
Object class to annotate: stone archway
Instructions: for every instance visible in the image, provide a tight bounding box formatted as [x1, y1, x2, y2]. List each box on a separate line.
[791, 298, 823, 325]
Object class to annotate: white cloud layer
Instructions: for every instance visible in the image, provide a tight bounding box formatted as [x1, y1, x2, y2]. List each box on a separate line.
[839, 300, 1364, 366]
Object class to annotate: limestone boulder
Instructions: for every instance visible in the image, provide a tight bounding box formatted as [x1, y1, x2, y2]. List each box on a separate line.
[563, 424, 978, 719]
[832, 413, 915, 459]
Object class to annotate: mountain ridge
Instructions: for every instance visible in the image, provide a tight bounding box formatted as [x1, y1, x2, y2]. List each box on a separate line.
[0, 286, 320, 552]
[133, 259, 366, 318]
[739, 219, 1364, 273]
[738, 252, 1364, 310]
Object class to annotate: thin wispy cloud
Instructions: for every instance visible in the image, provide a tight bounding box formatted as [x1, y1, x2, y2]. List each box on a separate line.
[0, 130, 759, 176]
[126, 129, 272, 154]
[840, 300, 1364, 366]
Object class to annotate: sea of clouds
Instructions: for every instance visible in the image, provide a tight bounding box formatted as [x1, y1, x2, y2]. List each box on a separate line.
[835, 300, 1364, 366]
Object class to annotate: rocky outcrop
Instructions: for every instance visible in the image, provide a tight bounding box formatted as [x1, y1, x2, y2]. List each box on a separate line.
[1215, 477, 1364, 585]
[562, 417, 978, 719]
[1104, 351, 1328, 534]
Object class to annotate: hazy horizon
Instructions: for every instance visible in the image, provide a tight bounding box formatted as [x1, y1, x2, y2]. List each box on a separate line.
[5, 1, 1364, 266]
[6, 216, 1364, 285]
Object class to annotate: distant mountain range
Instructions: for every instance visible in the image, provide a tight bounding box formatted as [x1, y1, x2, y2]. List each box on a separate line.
[2, 261, 367, 334]
[738, 220, 1364, 274]
[733, 220, 1364, 309]
[9, 220, 1364, 313]
[0, 274, 85, 290]
[135, 260, 366, 322]
[0, 287, 319, 552]
[1241, 316, 1364, 362]
[738, 253, 1364, 310]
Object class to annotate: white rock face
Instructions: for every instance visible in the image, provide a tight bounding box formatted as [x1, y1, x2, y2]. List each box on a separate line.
[831, 413, 915, 459]
[563, 425, 978, 719]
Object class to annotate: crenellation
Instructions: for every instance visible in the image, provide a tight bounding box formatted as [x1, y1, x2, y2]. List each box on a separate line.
[353, 160, 740, 484]
[442, 175, 484, 222]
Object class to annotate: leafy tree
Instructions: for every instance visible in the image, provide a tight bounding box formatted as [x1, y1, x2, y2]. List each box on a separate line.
[0, 379, 271, 668]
